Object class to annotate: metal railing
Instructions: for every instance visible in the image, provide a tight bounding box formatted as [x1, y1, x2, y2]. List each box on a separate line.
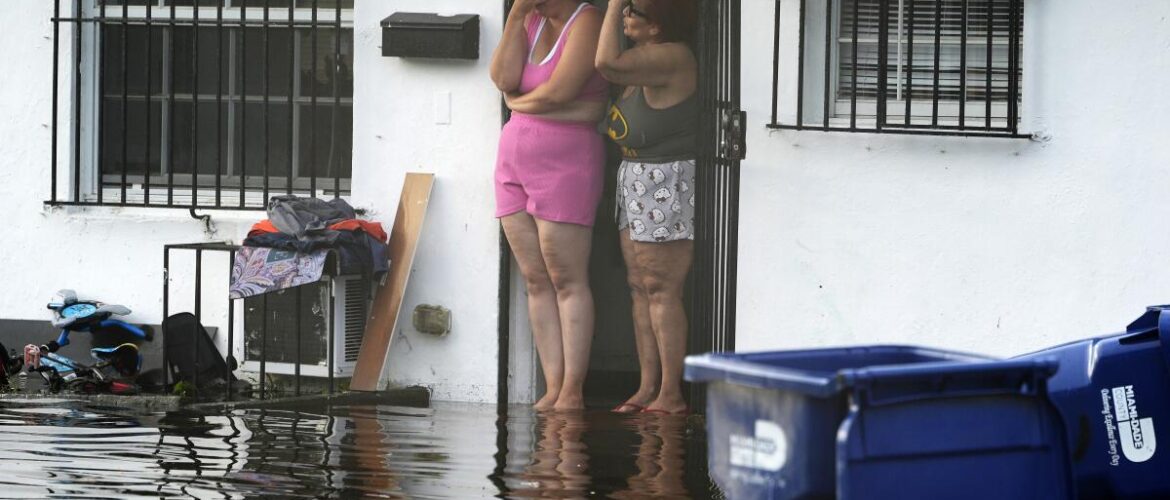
[768, 0, 1026, 138]
[163, 241, 345, 399]
[50, 0, 354, 210]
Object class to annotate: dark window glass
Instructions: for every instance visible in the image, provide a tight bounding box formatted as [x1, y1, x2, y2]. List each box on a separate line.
[100, 11, 353, 190]
[838, 0, 1022, 104]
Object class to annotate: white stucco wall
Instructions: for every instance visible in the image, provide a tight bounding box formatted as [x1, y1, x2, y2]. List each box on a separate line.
[736, 0, 1170, 357]
[352, 1, 504, 403]
[0, 0, 504, 403]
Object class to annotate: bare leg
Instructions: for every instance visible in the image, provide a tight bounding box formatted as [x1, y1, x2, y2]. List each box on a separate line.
[635, 239, 693, 414]
[534, 218, 595, 411]
[501, 213, 563, 410]
[614, 229, 661, 412]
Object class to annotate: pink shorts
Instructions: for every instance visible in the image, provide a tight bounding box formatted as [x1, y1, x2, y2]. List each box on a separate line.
[494, 113, 604, 226]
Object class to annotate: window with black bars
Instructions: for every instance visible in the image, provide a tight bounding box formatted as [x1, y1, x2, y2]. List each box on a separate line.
[768, 0, 1026, 138]
[49, 0, 354, 210]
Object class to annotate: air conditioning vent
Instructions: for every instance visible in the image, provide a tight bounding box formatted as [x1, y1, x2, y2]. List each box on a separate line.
[343, 276, 367, 362]
[240, 275, 370, 377]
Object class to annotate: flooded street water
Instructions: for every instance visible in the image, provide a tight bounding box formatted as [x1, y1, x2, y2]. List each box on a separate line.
[0, 397, 723, 498]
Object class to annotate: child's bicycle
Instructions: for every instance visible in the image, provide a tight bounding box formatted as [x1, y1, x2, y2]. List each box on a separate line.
[22, 290, 153, 394]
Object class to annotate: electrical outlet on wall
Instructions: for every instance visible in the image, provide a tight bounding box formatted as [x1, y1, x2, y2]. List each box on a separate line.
[434, 91, 451, 125]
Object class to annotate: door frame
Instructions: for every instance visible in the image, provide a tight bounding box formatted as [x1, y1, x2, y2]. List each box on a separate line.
[686, 0, 745, 406]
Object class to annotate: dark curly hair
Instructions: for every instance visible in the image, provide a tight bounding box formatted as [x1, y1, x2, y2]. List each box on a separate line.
[641, 0, 698, 46]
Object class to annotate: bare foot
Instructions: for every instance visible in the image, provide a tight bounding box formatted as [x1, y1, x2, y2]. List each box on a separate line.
[644, 395, 688, 415]
[553, 393, 584, 411]
[534, 392, 559, 410]
[612, 389, 657, 413]
[611, 402, 645, 413]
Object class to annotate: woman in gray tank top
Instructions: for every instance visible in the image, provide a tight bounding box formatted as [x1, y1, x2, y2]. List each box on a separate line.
[596, 0, 698, 415]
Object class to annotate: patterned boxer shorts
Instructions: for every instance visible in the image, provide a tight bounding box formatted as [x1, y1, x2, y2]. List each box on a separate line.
[615, 159, 696, 243]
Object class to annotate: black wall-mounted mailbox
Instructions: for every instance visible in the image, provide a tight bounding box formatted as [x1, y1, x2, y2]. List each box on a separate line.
[381, 13, 479, 60]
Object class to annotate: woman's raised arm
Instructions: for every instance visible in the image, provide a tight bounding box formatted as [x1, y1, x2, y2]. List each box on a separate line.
[490, 1, 535, 93]
[594, 0, 689, 88]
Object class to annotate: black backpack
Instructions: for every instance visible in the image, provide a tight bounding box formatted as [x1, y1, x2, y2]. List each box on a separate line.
[161, 313, 237, 387]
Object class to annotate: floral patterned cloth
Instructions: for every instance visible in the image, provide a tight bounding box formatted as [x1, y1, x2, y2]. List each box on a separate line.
[228, 246, 328, 299]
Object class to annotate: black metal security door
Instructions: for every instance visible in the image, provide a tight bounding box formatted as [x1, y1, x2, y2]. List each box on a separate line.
[690, 0, 745, 359]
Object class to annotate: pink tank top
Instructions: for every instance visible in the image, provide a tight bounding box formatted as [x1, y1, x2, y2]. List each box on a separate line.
[519, 3, 608, 101]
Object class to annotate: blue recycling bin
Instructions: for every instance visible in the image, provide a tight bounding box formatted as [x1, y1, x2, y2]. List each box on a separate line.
[685, 346, 1076, 500]
[1015, 305, 1170, 499]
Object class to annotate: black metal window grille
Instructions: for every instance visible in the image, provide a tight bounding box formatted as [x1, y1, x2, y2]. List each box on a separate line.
[50, 0, 355, 210]
[768, 0, 1026, 138]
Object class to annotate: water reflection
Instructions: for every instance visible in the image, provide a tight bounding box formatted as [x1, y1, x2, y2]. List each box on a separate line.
[613, 414, 690, 498]
[500, 409, 720, 498]
[507, 410, 592, 498]
[0, 398, 719, 498]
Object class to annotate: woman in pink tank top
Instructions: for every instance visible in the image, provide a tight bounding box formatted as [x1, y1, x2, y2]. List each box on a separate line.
[489, 0, 607, 411]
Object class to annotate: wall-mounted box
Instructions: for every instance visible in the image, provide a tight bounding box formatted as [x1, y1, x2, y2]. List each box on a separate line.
[381, 13, 479, 60]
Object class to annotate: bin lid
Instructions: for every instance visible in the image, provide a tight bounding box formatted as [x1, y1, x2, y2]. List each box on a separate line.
[684, 345, 995, 398]
[381, 12, 477, 30]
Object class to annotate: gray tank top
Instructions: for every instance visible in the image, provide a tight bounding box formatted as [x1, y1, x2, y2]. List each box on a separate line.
[604, 86, 698, 162]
